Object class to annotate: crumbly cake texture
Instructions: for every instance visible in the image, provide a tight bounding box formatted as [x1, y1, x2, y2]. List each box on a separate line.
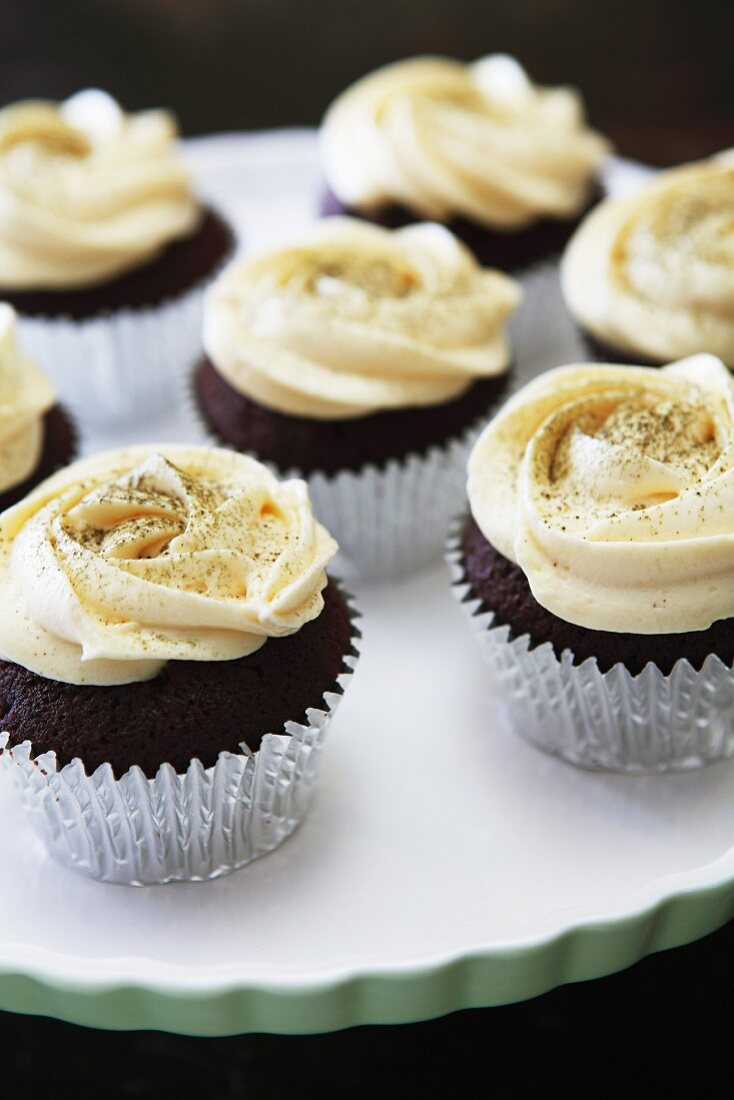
[0, 404, 77, 513]
[320, 188, 600, 271]
[460, 517, 734, 676]
[0, 579, 354, 779]
[194, 356, 510, 475]
[1, 209, 234, 320]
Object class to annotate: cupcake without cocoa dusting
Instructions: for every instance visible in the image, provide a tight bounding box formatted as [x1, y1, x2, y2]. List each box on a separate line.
[0, 90, 234, 423]
[194, 217, 520, 578]
[0, 304, 77, 512]
[561, 150, 734, 368]
[0, 445, 359, 884]
[320, 55, 609, 272]
[448, 355, 734, 772]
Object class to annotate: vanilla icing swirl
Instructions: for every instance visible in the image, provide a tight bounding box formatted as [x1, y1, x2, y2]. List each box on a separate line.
[0, 90, 200, 290]
[468, 356, 734, 634]
[204, 217, 520, 419]
[321, 55, 609, 230]
[0, 446, 337, 685]
[0, 304, 56, 493]
[561, 151, 734, 364]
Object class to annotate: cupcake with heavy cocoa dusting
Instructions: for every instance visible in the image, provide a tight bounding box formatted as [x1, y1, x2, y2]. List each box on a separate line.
[561, 150, 734, 367]
[194, 216, 520, 578]
[0, 444, 359, 884]
[0, 303, 77, 512]
[320, 55, 610, 272]
[448, 354, 734, 772]
[0, 90, 234, 422]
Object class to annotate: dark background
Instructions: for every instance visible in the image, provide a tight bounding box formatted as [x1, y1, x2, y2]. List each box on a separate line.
[1, 0, 732, 164]
[1, 0, 733, 1094]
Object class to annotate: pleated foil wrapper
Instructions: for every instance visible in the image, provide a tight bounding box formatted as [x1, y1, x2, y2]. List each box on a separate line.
[0, 593, 361, 886]
[304, 430, 485, 580]
[18, 282, 208, 427]
[446, 522, 734, 774]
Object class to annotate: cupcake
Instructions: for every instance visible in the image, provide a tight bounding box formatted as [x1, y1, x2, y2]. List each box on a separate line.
[0, 90, 234, 423]
[194, 216, 520, 578]
[561, 150, 734, 367]
[448, 355, 734, 773]
[320, 54, 610, 272]
[0, 444, 359, 884]
[0, 303, 77, 512]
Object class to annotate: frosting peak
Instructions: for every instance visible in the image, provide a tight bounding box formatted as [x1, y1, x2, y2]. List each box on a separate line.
[468, 356, 734, 634]
[0, 303, 56, 494]
[204, 218, 520, 419]
[321, 54, 609, 229]
[561, 151, 734, 364]
[0, 446, 338, 685]
[0, 90, 200, 291]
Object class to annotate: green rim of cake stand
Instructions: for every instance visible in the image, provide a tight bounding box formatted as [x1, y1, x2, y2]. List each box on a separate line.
[0, 871, 732, 1036]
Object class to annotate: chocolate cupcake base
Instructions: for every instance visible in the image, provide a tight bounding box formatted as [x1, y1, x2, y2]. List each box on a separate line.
[321, 188, 599, 272]
[0, 581, 360, 885]
[0, 580, 353, 777]
[579, 331, 663, 368]
[447, 519, 734, 773]
[577, 332, 727, 372]
[0, 404, 78, 513]
[4, 209, 234, 320]
[192, 360, 511, 579]
[460, 517, 734, 676]
[194, 356, 510, 475]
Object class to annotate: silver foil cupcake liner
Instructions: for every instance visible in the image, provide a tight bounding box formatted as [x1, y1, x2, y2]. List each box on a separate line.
[17, 214, 237, 429]
[0, 591, 360, 886]
[18, 282, 208, 427]
[446, 522, 734, 774]
[304, 431, 483, 581]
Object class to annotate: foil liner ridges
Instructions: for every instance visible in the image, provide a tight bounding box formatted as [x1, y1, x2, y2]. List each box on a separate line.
[18, 283, 207, 426]
[305, 430, 481, 580]
[0, 595, 360, 886]
[446, 522, 734, 774]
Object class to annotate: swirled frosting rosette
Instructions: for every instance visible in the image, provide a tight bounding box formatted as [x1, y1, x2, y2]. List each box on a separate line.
[199, 219, 520, 578]
[321, 55, 609, 230]
[0, 303, 56, 494]
[0, 90, 199, 291]
[561, 151, 734, 364]
[203, 217, 520, 419]
[451, 355, 734, 772]
[0, 445, 338, 686]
